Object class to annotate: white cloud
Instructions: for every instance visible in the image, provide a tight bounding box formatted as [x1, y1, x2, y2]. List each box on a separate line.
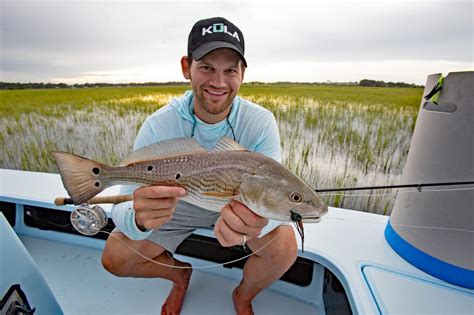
[247, 60, 472, 84]
[1, 0, 472, 83]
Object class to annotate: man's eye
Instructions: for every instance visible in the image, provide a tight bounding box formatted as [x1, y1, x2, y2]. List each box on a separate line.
[200, 66, 212, 71]
[226, 69, 238, 75]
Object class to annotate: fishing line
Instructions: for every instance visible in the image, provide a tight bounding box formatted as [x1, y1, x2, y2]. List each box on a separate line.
[322, 216, 474, 234]
[45, 220, 282, 269]
[47, 184, 473, 268]
[45, 218, 281, 269]
[49, 215, 473, 234]
[98, 230, 280, 270]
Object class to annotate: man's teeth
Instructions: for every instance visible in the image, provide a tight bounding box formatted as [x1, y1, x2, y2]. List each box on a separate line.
[206, 90, 226, 96]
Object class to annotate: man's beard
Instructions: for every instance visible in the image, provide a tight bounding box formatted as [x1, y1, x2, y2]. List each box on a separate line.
[192, 86, 234, 116]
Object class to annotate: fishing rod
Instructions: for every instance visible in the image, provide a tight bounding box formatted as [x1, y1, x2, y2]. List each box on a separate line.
[315, 181, 474, 193]
[54, 180, 474, 253]
[54, 180, 474, 206]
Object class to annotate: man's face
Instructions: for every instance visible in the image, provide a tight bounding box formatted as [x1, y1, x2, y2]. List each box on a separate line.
[184, 48, 245, 123]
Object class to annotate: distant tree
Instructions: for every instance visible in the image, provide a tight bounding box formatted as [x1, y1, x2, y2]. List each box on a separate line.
[359, 79, 421, 88]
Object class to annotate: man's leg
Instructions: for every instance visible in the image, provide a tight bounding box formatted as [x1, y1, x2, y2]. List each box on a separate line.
[233, 225, 298, 315]
[101, 231, 192, 315]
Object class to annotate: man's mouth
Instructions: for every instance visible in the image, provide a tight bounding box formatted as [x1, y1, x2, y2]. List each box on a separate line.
[204, 89, 228, 97]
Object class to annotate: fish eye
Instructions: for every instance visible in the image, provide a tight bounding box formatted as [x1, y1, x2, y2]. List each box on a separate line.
[289, 192, 303, 203]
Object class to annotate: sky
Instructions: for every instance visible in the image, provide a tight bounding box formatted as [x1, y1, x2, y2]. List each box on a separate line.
[1, 0, 472, 85]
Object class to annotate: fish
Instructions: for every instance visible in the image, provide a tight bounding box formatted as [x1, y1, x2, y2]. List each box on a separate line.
[52, 137, 328, 248]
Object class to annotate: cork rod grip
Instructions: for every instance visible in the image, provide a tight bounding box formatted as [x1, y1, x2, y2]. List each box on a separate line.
[54, 194, 133, 206]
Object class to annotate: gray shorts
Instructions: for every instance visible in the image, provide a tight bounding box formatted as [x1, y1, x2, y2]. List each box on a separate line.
[146, 200, 220, 253]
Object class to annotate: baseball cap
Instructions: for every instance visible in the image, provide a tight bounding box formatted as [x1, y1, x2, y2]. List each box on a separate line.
[187, 17, 247, 67]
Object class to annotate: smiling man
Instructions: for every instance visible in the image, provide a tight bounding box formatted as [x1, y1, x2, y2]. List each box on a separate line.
[101, 17, 297, 315]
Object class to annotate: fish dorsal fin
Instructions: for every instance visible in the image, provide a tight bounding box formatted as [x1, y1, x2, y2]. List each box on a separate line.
[120, 137, 206, 165]
[211, 136, 248, 152]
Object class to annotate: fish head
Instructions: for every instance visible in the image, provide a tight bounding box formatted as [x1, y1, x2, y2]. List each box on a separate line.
[239, 164, 328, 222]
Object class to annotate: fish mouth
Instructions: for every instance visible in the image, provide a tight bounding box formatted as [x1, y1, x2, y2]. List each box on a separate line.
[301, 216, 321, 223]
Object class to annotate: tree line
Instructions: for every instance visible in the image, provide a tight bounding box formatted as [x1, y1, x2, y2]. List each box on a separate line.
[0, 82, 188, 90]
[358, 79, 422, 88]
[0, 79, 422, 90]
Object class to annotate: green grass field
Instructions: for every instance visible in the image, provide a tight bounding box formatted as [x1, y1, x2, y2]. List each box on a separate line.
[0, 84, 422, 116]
[0, 84, 423, 214]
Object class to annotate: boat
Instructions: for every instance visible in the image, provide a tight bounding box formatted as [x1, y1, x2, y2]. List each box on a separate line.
[1, 72, 473, 314]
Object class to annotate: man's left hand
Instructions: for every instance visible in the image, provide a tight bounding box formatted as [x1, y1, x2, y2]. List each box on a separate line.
[214, 199, 269, 247]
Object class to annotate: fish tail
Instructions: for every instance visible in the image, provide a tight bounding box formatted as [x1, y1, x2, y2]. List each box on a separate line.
[52, 152, 110, 205]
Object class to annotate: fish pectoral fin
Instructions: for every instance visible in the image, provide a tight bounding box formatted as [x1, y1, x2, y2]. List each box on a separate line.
[202, 191, 238, 198]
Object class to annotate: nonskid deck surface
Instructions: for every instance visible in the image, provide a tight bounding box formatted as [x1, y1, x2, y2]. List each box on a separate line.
[20, 236, 317, 314]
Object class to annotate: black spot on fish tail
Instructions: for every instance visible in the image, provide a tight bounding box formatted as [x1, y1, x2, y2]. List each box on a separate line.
[51, 151, 109, 205]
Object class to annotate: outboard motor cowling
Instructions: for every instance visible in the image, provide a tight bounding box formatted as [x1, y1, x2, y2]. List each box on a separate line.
[385, 71, 474, 289]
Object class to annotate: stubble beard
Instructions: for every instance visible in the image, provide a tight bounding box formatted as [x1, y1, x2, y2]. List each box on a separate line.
[193, 86, 235, 116]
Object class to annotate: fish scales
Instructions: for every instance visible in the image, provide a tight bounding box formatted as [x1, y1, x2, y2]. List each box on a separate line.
[95, 152, 262, 211]
[52, 137, 327, 226]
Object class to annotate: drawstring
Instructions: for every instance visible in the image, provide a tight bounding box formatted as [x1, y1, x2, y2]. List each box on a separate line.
[190, 100, 236, 140]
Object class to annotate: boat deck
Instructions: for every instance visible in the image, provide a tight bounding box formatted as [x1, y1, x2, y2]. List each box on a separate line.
[20, 235, 317, 314]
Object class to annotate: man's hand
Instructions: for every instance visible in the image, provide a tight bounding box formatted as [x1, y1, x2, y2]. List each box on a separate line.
[133, 186, 187, 231]
[214, 199, 269, 247]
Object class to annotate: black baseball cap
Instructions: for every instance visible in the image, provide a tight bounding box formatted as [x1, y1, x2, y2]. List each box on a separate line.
[187, 17, 247, 67]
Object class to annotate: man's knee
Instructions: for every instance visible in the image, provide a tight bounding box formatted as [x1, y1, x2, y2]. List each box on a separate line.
[270, 226, 298, 267]
[101, 234, 132, 277]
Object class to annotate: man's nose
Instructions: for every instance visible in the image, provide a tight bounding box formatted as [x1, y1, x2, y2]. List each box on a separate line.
[209, 71, 226, 87]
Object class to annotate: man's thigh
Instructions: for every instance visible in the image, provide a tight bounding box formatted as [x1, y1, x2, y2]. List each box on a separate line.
[102, 231, 168, 265]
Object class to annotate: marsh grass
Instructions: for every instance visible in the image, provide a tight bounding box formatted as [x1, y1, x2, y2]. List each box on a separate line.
[0, 85, 422, 214]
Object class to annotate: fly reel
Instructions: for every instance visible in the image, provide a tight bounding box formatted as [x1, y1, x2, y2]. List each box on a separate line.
[70, 204, 108, 236]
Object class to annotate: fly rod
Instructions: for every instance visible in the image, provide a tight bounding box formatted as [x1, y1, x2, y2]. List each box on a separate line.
[54, 181, 474, 206]
[314, 181, 474, 193]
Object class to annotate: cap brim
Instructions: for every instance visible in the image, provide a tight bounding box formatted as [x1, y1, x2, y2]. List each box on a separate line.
[191, 41, 247, 67]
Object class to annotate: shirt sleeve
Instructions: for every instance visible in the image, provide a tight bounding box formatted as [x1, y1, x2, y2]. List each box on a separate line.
[253, 112, 282, 163]
[111, 185, 152, 240]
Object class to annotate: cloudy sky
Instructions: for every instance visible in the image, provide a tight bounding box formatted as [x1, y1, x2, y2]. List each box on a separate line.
[1, 0, 472, 84]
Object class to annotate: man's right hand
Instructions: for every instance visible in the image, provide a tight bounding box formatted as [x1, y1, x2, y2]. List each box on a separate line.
[133, 186, 187, 231]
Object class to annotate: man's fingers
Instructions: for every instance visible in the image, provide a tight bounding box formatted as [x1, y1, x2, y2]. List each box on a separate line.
[220, 204, 246, 233]
[139, 215, 173, 230]
[134, 186, 187, 199]
[221, 204, 260, 238]
[135, 208, 174, 222]
[230, 200, 268, 228]
[133, 194, 180, 213]
[214, 217, 241, 247]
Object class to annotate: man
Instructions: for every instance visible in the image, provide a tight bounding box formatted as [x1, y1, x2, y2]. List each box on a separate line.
[101, 17, 297, 315]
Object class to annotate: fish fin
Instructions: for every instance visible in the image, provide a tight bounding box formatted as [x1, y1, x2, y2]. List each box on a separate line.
[120, 137, 206, 165]
[52, 152, 109, 205]
[210, 136, 248, 152]
[231, 194, 243, 203]
[202, 191, 238, 198]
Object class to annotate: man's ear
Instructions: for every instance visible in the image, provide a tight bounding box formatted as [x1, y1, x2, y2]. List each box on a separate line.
[181, 56, 190, 80]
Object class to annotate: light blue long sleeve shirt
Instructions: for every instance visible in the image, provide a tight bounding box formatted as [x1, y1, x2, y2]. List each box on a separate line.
[112, 90, 282, 240]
